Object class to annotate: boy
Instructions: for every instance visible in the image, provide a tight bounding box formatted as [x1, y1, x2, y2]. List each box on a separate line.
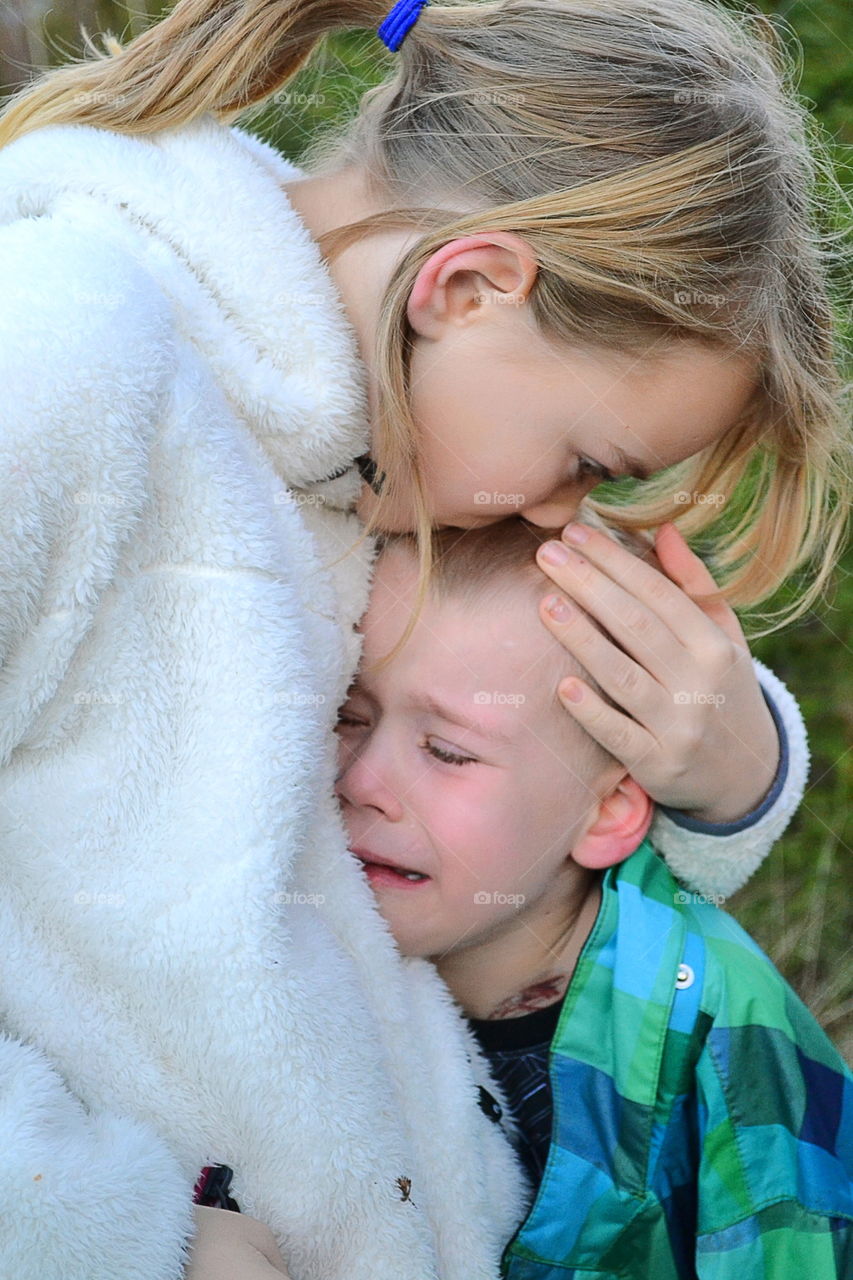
[334, 516, 853, 1279]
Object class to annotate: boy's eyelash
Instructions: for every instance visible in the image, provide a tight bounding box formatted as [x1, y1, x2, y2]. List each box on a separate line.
[426, 742, 476, 766]
[577, 456, 617, 484]
[336, 716, 476, 767]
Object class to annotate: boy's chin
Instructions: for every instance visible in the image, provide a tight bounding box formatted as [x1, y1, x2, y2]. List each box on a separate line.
[367, 902, 425, 957]
[376, 917, 433, 960]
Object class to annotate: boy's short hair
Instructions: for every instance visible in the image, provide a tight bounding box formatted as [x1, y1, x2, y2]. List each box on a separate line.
[376, 506, 655, 688]
[378, 506, 653, 608]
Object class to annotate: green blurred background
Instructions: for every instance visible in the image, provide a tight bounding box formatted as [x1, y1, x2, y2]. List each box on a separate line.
[1, 0, 851, 1056]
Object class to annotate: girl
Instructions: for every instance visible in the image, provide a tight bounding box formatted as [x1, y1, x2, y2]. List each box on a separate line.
[0, 0, 846, 1276]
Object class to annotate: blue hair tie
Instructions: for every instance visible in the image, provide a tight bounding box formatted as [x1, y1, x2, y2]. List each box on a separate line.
[377, 0, 429, 52]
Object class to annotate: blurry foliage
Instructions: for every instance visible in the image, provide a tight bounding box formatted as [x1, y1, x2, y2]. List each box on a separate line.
[2, 0, 851, 1056]
[743, 547, 853, 1055]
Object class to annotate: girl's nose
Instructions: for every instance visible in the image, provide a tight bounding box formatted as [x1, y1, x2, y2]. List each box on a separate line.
[521, 476, 598, 529]
[521, 494, 581, 529]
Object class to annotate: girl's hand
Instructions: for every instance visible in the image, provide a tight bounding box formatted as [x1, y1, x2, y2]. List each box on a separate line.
[186, 1207, 292, 1280]
[535, 521, 779, 823]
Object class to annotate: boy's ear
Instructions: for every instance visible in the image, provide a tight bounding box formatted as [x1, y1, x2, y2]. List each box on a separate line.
[572, 775, 653, 870]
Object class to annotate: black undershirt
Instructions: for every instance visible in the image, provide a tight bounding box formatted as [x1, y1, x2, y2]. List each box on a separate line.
[469, 999, 564, 1188]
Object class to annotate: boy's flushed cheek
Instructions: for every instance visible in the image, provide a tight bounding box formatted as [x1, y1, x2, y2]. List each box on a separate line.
[370, 895, 449, 957]
[365, 876, 493, 955]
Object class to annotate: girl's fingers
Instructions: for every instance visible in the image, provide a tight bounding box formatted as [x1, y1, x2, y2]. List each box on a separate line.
[653, 523, 747, 648]
[555, 675, 657, 769]
[536, 543, 688, 688]
[540, 593, 666, 726]
[543, 522, 722, 653]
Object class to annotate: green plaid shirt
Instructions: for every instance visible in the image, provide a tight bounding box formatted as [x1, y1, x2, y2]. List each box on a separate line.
[502, 837, 853, 1279]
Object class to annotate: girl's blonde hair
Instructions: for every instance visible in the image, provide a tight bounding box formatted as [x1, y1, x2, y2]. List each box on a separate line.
[2, 0, 850, 651]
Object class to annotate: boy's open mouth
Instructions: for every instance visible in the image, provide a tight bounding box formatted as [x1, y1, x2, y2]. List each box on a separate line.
[350, 848, 431, 888]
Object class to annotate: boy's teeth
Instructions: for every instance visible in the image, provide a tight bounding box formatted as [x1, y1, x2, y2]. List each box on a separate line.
[402, 871, 426, 881]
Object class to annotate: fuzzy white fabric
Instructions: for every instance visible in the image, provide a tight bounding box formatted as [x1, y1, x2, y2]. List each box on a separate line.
[0, 112, 807, 1279]
[0, 1035, 195, 1279]
[0, 114, 525, 1280]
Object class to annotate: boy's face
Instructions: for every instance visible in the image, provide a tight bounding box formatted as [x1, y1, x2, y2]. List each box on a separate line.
[334, 547, 619, 960]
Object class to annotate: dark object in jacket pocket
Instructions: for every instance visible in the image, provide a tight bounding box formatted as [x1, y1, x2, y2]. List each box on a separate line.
[193, 1164, 241, 1212]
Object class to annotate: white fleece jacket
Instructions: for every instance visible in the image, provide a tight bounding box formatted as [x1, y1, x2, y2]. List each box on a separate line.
[0, 114, 807, 1280]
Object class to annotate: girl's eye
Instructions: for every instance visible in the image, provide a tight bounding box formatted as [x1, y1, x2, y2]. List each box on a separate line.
[577, 456, 616, 484]
[425, 740, 477, 767]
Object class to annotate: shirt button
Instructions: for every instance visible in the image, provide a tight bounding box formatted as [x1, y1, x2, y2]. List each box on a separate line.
[676, 963, 695, 990]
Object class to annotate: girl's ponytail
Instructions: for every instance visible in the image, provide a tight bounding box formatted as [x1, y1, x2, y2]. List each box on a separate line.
[0, 0, 386, 146]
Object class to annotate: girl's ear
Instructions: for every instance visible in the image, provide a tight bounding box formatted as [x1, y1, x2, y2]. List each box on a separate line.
[572, 775, 653, 870]
[406, 234, 539, 337]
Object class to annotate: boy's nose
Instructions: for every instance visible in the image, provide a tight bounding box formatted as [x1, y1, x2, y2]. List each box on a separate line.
[334, 744, 405, 822]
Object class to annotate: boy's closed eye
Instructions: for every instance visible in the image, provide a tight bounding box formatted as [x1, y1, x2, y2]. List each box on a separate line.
[335, 710, 479, 768]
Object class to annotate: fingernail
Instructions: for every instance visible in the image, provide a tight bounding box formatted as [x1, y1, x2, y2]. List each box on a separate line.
[562, 681, 584, 703]
[545, 594, 572, 621]
[563, 524, 589, 544]
[539, 541, 570, 565]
